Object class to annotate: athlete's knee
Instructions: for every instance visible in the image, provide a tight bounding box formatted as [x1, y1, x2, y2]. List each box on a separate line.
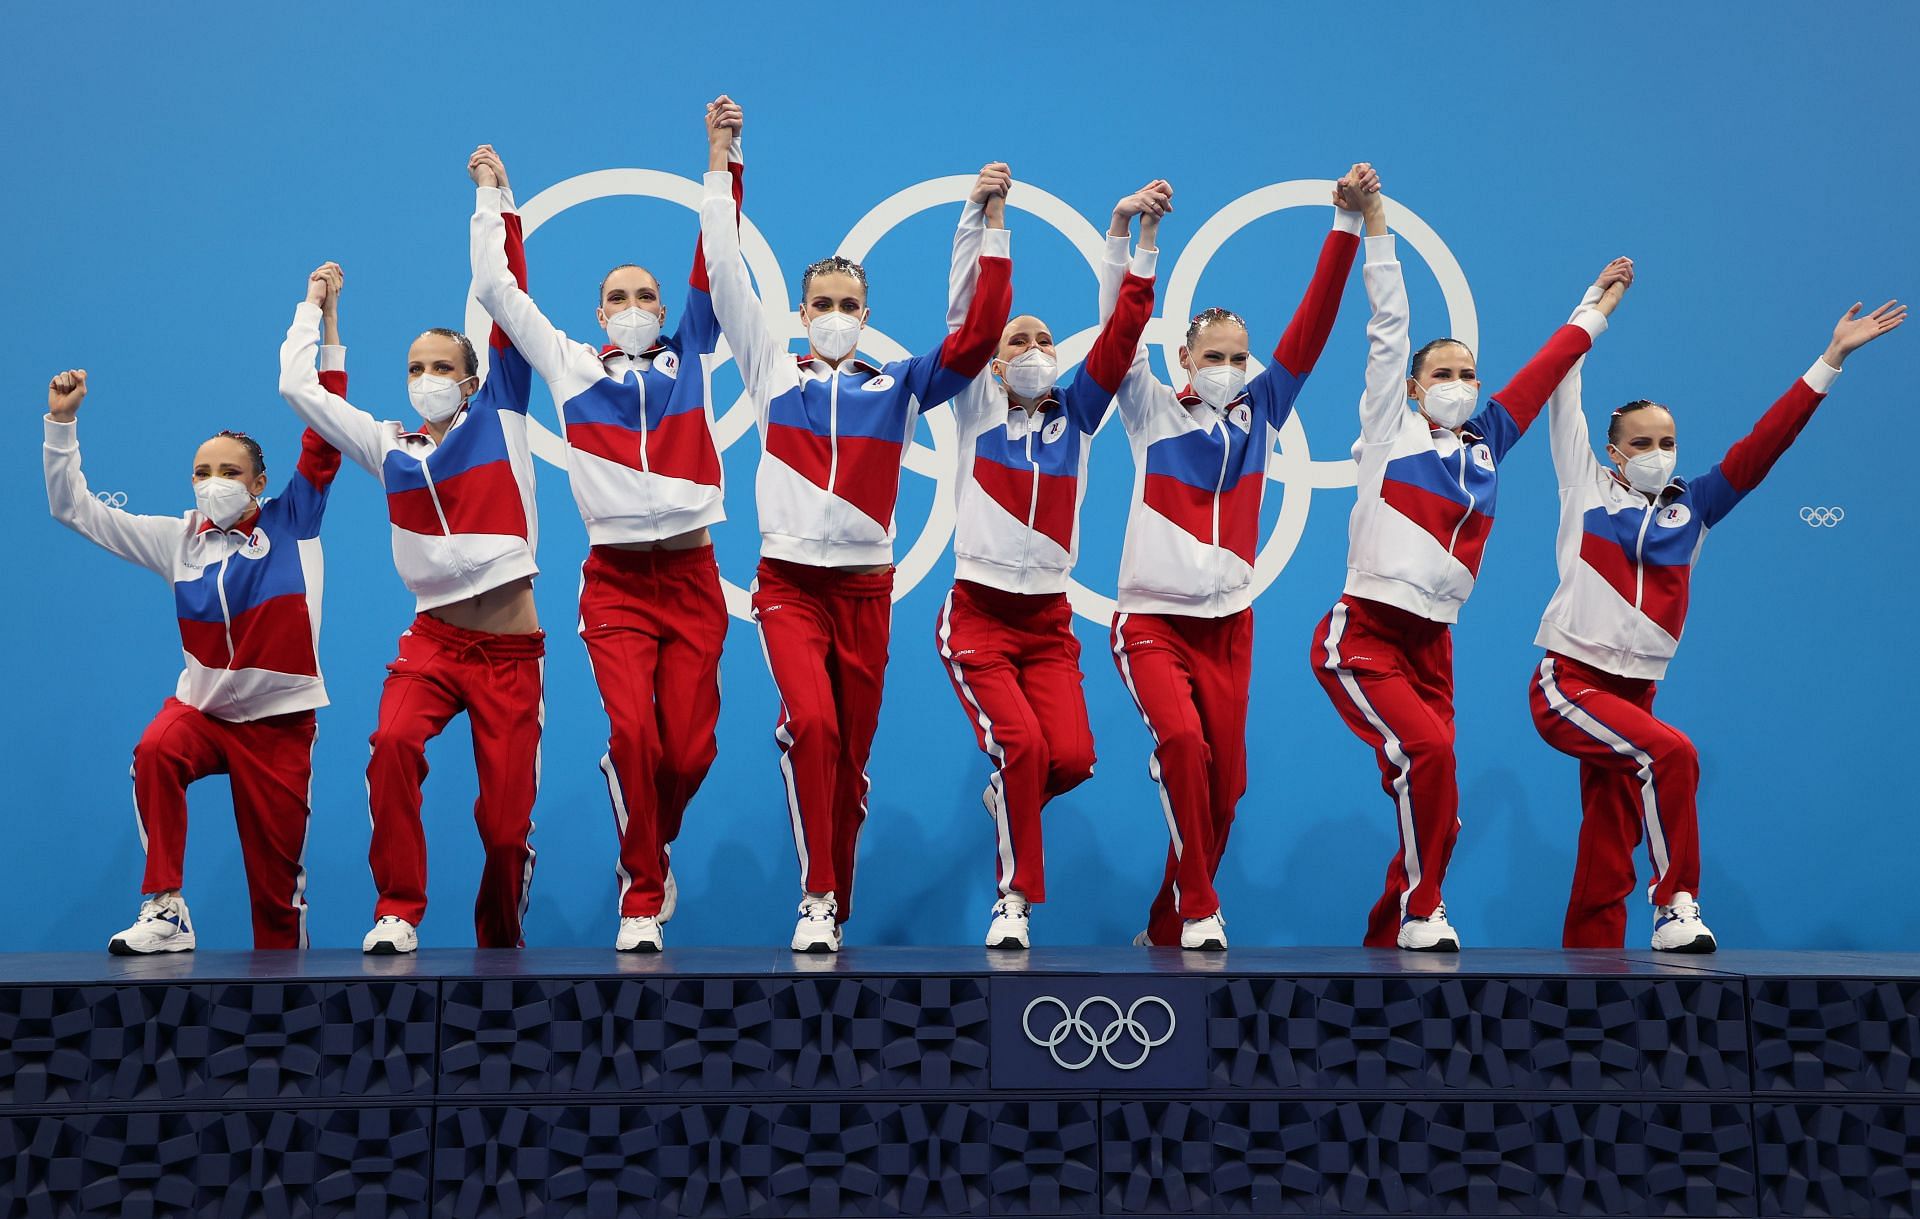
[780, 706, 840, 758]
[1048, 739, 1096, 792]
[1647, 728, 1699, 779]
[367, 720, 428, 771]
[660, 736, 718, 796]
[1156, 721, 1208, 770]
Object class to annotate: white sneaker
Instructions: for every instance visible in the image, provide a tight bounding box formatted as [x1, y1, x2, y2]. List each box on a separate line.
[1651, 893, 1717, 953]
[362, 915, 418, 955]
[790, 894, 841, 953]
[659, 864, 678, 925]
[108, 893, 195, 955]
[1130, 929, 1155, 947]
[1181, 912, 1228, 951]
[616, 915, 664, 953]
[1398, 902, 1462, 952]
[985, 893, 1031, 950]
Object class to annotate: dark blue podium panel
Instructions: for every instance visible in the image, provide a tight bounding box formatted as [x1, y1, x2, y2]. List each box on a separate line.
[0, 947, 1916, 1217]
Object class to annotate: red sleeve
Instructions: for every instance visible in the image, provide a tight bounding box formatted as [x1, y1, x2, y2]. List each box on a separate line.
[1272, 227, 1361, 377]
[1488, 324, 1595, 434]
[489, 209, 530, 352]
[295, 426, 343, 490]
[1721, 377, 1825, 492]
[937, 254, 1012, 378]
[1082, 271, 1154, 393]
[690, 156, 744, 294]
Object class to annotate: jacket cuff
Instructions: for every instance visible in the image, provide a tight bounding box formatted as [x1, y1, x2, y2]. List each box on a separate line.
[1803, 357, 1842, 394]
[1130, 246, 1159, 278]
[319, 344, 347, 373]
[980, 227, 1011, 258]
[1333, 208, 1364, 236]
[703, 169, 733, 199]
[1570, 308, 1609, 340]
[1364, 233, 1397, 265]
[44, 415, 77, 449]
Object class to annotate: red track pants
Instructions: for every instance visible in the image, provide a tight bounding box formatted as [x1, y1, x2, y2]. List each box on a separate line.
[1311, 595, 1459, 947]
[1529, 652, 1702, 948]
[366, 613, 545, 947]
[131, 697, 316, 948]
[935, 581, 1097, 903]
[751, 558, 893, 921]
[580, 545, 727, 919]
[1110, 608, 1251, 946]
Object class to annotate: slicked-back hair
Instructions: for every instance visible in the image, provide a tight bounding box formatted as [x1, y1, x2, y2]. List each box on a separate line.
[802, 256, 869, 301]
[599, 263, 659, 304]
[211, 429, 266, 476]
[1410, 337, 1476, 379]
[420, 327, 479, 378]
[1608, 400, 1668, 445]
[1185, 307, 1248, 350]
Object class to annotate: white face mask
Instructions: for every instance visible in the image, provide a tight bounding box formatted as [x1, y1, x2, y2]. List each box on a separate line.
[1189, 363, 1247, 410]
[604, 306, 662, 356]
[194, 477, 254, 529]
[409, 373, 468, 423]
[1419, 379, 1478, 429]
[808, 311, 863, 361]
[1000, 349, 1057, 401]
[1612, 445, 1677, 493]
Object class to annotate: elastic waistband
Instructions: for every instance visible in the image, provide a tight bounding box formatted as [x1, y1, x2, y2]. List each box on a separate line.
[409, 612, 547, 657]
[757, 556, 894, 597]
[954, 579, 1069, 618]
[1340, 594, 1451, 640]
[587, 542, 718, 573]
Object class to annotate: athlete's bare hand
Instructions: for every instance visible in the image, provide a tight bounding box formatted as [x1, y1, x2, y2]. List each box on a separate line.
[48, 369, 87, 421]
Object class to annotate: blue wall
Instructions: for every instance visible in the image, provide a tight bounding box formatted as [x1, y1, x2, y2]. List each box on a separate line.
[4, 1, 1914, 951]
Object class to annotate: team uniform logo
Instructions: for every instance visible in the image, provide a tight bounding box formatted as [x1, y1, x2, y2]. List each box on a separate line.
[467, 172, 1476, 622]
[860, 374, 896, 392]
[1657, 503, 1692, 528]
[654, 350, 679, 378]
[239, 529, 272, 559]
[1471, 443, 1495, 470]
[1042, 416, 1068, 444]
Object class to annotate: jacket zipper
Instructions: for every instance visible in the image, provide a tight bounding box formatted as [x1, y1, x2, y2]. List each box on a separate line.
[1631, 501, 1654, 608]
[1446, 446, 1476, 554]
[1210, 420, 1230, 598]
[824, 374, 841, 547]
[216, 549, 236, 666]
[1022, 424, 1039, 569]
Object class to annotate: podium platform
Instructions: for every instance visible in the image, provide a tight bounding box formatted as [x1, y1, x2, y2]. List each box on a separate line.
[0, 946, 1915, 1217]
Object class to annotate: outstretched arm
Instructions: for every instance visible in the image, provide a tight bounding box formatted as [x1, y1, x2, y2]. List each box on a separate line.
[469, 144, 592, 390]
[1476, 257, 1627, 458]
[1544, 264, 1630, 486]
[43, 370, 185, 575]
[678, 96, 746, 357]
[902, 172, 1012, 409]
[1064, 194, 1161, 435]
[1348, 170, 1411, 446]
[946, 162, 1012, 333]
[1269, 162, 1367, 380]
[700, 99, 787, 411]
[1691, 299, 1905, 525]
[1102, 183, 1176, 437]
[278, 263, 390, 476]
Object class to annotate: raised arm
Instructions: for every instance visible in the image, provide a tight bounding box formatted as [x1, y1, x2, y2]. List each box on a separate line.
[1102, 185, 1181, 438]
[1690, 299, 1905, 526]
[43, 370, 184, 575]
[1348, 172, 1410, 446]
[469, 145, 594, 390]
[1063, 197, 1160, 436]
[278, 263, 390, 476]
[676, 96, 746, 359]
[901, 179, 1011, 410]
[700, 99, 786, 407]
[1475, 258, 1626, 459]
[1545, 266, 1630, 486]
[1269, 164, 1366, 380]
[945, 162, 1010, 333]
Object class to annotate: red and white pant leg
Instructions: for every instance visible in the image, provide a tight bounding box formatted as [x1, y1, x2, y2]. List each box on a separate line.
[131, 697, 317, 948]
[1529, 652, 1701, 948]
[1310, 595, 1460, 947]
[1111, 609, 1252, 946]
[580, 545, 726, 920]
[752, 559, 893, 923]
[936, 581, 1096, 903]
[366, 614, 545, 947]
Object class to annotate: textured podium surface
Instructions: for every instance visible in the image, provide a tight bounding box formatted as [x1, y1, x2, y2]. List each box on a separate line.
[0, 948, 1915, 1217]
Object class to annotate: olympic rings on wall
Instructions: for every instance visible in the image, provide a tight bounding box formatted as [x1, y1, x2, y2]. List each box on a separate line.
[465, 173, 1477, 621]
[1021, 993, 1177, 1070]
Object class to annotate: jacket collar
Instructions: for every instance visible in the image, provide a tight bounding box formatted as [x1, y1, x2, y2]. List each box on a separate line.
[195, 504, 261, 537]
[797, 353, 882, 378]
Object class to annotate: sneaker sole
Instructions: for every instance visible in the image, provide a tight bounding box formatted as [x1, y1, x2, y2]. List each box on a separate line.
[1398, 940, 1461, 953]
[1653, 935, 1717, 954]
[364, 943, 414, 956]
[791, 942, 839, 954]
[107, 938, 194, 956]
[986, 937, 1029, 950]
[1180, 939, 1227, 951]
[617, 942, 664, 954]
